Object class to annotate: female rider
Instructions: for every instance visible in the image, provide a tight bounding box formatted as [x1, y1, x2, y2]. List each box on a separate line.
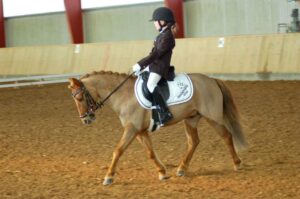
[132, 7, 177, 126]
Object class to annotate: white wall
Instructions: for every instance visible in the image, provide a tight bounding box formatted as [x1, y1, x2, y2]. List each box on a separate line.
[184, 0, 300, 37]
[5, 13, 70, 47]
[4, 0, 300, 47]
[83, 3, 163, 43]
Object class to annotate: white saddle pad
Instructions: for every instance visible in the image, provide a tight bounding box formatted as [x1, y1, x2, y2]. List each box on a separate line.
[134, 73, 194, 109]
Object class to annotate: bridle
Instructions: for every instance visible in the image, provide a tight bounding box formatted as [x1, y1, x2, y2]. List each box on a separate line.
[72, 85, 101, 118]
[72, 72, 134, 118]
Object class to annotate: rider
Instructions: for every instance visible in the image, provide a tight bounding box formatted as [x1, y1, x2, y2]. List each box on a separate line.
[132, 7, 177, 126]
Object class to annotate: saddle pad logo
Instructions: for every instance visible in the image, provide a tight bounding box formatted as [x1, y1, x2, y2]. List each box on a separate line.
[134, 74, 194, 109]
[177, 82, 189, 98]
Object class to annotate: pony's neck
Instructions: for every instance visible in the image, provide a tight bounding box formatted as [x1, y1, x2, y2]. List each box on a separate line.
[82, 73, 134, 113]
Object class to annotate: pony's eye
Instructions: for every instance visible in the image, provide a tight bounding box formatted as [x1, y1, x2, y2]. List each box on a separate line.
[76, 97, 83, 102]
[75, 93, 84, 102]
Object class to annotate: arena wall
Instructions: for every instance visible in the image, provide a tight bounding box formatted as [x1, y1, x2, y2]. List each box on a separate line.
[184, 0, 299, 37]
[5, 13, 70, 47]
[0, 33, 299, 76]
[4, 1, 299, 47]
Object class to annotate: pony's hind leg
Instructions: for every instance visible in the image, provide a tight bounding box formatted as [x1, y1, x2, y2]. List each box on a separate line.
[136, 132, 168, 180]
[103, 123, 137, 186]
[206, 119, 242, 171]
[177, 115, 201, 177]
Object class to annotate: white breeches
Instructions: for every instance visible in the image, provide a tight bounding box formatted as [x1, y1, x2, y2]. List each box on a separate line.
[147, 72, 162, 93]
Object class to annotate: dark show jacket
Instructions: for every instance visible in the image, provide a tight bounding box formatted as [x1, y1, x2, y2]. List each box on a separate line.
[138, 27, 175, 80]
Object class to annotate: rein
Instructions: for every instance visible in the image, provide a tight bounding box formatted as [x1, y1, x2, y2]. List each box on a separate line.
[96, 72, 135, 108]
[73, 72, 134, 117]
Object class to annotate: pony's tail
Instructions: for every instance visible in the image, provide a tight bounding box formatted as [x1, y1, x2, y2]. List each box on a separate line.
[215, 79, 248, 152]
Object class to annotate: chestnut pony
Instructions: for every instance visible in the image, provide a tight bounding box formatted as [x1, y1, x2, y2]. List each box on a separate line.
[68, 71, 247, 186]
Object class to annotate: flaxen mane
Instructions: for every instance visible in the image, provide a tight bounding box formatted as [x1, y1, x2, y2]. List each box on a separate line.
[80, 70, 135, 80]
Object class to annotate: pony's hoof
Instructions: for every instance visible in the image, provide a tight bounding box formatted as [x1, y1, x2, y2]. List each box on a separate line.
[176, 170, 185, 177]
[103, 177, 113, 186]
[159, 175, 170, 181]
[234, 162, 243, 171]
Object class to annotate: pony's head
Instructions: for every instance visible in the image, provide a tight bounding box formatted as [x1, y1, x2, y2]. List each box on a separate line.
[68, 78, 96, 125]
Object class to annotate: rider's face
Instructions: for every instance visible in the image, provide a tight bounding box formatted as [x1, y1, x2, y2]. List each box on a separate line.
[154, 20, 166, 30]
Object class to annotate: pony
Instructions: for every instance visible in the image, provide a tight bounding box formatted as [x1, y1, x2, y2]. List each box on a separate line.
[68, 71, 248, 186]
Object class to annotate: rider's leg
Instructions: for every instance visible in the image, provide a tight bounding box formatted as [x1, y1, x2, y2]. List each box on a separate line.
[152, 87, 173, 126]
[147, 72, 161, 93]
[147, 72, 173, 126]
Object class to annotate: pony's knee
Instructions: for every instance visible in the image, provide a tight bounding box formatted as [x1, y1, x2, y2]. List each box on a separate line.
[194, 137, 200, 146]
[113, 149, 123, 158]
[221, 129, 232, 139]
[184, 115, 201, 129]
[148, 151, 155, 159]
[189, 138, 199, 150]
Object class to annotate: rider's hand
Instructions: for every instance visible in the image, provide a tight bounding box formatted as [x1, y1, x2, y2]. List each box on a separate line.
[132, 63, 141, 76]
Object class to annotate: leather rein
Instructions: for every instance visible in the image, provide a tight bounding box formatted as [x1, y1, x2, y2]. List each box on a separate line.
[72, 72, 134, 118]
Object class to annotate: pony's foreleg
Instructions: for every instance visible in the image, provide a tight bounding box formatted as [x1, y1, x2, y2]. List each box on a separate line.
[103, 123, 137, 186]
[206, 119, 241, 171]
[177, 116, 201, 177]
[136, 132, 168, 180]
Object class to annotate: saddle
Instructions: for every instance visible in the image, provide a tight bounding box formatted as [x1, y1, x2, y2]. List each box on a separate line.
[141, 71, 170, 103]
[135, 71, 193, 132]
[134, 72, 194, 110]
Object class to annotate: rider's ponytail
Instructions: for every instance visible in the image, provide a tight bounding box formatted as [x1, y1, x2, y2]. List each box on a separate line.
[171, 23, 178, 37]
[167, 23, 178, 37]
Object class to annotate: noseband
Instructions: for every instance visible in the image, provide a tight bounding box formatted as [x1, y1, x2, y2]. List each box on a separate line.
[72, 84, 103, 118]
[72, 72, 134, 118]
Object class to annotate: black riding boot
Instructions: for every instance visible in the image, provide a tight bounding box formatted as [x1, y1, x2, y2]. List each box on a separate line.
[152, 87, 173, 126]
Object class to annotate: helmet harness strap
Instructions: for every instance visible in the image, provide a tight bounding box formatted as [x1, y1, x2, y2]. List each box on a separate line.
[158, 20, 166, 32]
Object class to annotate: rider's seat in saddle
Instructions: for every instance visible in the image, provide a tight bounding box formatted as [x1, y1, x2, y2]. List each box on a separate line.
[134, 70, 194, 132]
[141, 71, 172, 131]
[141, 71, 170, 103]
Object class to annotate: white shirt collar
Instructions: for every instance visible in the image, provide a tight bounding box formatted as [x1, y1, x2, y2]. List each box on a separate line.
[159, 26, 168, 33]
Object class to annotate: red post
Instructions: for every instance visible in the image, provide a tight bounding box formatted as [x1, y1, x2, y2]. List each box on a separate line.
[0, 0, 6, 47]
[64, 0, 84, 44]
[164, 0, 185, 38]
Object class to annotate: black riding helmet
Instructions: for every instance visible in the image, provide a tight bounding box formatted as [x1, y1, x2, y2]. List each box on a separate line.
[150, 7, 175, 23]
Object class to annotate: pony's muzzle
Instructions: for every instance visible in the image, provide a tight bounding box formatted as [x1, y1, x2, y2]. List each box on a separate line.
[81, 112, 96, 124]
[89, 112, 96, 120]
[82, 119, 92, 124]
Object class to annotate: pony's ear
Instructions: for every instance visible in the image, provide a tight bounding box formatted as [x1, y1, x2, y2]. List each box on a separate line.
[68, 78, 81, 89]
